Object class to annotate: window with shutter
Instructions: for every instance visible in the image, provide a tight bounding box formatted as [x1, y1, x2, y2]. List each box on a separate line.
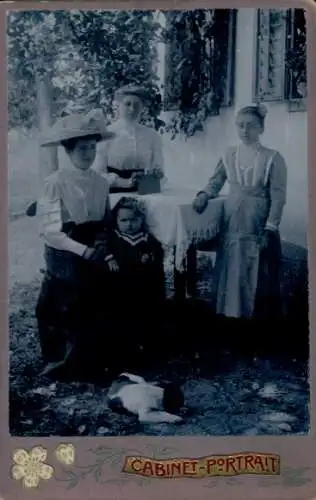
[254, 8, 307, 111]
[163, 9, 236, 112]
[254, 9, 287, 102]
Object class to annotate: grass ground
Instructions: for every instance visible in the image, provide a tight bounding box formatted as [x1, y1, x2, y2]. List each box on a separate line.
[8, 130, 310, 437]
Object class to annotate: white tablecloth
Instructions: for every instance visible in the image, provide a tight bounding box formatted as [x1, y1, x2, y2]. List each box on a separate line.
[110, 187, 225, 271]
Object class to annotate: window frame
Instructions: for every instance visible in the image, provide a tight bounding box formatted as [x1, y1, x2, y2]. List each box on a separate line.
[253, 8, 288, 103]
[253, 8, 307, 112]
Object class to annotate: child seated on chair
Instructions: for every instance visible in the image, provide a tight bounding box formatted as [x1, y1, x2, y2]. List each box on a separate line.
[104, 197, 166, 371]
[106, 196, 165, 304]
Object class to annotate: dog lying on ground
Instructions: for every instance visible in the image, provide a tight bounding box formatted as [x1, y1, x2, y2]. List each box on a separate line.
[107, 373, 184, 424]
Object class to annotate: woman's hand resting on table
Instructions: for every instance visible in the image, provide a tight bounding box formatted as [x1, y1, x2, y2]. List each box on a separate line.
[112, 173, 139, 190]
[260, 229, 278, 250]
[192, 192, 209, 214]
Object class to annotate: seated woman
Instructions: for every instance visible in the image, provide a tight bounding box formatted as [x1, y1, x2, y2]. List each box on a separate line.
[93, 83, 165, 192]
[36, 110, 117, 382]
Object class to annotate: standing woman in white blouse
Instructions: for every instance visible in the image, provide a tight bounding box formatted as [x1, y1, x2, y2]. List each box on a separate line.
[36, 110, 117, 381]
[94, 84, 165, 191]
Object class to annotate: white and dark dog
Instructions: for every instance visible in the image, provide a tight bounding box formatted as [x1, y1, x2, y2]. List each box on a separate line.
[107, 373, 184, 424]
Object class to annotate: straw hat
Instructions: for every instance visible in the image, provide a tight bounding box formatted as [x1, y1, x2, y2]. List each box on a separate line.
[40, 108, 116, 147]
[114, 84, 151, 105]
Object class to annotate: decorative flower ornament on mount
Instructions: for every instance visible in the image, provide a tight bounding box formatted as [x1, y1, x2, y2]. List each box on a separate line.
[55, 443, 76, 466]
[11, 446, 54, 488]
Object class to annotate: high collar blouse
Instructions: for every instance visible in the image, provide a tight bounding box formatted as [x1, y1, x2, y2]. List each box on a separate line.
[94, 119, 164, 174]
[38, 162, 111, 256]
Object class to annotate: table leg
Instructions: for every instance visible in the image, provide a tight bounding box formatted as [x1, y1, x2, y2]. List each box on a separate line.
[173, 247, 186, 301]
[186, 244, 198, 298]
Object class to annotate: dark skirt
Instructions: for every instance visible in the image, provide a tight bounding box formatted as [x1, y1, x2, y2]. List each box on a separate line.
[36, 261, 162, 380]
[36, 267, 114, 380]
[36, 223, 115, 380]
[254, 230, 283, 320]
[36, 272, 84, 365]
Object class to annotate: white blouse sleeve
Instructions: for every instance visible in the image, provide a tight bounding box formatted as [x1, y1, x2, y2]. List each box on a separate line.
[94, 140, 118, 187]
[39, 176, 88, 256]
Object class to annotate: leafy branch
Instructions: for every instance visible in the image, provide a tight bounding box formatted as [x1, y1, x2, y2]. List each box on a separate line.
[54, 445, 312, 490]
[7, 9, 234, 138]
[7, 10, 162, 130]
[54, 444, 180, 489]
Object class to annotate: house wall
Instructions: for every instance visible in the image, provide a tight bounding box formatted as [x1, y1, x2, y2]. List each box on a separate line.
[157, 8, 308, 248]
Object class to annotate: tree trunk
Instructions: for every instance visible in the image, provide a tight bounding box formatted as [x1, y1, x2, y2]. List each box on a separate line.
[36, 72, 58, 186]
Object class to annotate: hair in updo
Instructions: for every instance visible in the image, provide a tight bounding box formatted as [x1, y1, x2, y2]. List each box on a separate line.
[237, 103, 268, 128]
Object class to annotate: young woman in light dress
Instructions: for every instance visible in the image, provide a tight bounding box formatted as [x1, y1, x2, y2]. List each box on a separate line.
[193, 104, 287, 320]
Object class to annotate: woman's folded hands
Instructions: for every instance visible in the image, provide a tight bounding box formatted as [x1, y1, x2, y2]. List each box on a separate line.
[82, 243, 120, 271]
[82, 243, 109, 262]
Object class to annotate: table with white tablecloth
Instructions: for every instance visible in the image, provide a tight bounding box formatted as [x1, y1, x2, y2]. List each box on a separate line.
[110, 187, 225, 298]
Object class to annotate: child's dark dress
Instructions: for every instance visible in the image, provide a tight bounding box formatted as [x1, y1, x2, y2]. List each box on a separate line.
[106, 229, 165, 307]
[103, 229, 166, 368]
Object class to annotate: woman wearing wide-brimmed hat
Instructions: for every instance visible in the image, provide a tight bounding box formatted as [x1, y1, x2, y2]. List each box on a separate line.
[35, 109, 118, 382]
[93, 84, 165, 192]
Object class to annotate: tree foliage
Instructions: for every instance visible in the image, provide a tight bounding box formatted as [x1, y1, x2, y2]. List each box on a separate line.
[7, 10, 163, 130]
[162, 9, 235, 138]
[285, 9, 307, 98]
[7, 8, 236, 138]
[7, 11, 69, 127]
